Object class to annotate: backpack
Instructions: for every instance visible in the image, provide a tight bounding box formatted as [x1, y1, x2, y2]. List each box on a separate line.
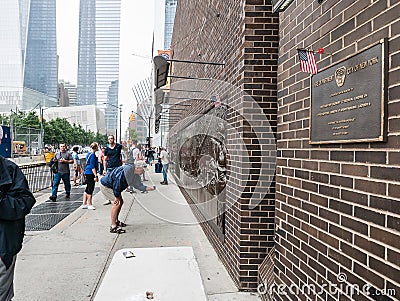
[49, 157, 58, 173]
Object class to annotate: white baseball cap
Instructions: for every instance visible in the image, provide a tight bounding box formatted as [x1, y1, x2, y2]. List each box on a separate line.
[135, 160, 148, 171]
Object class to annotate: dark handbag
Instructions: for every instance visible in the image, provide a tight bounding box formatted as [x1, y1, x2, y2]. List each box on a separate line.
[49, 158, 58, 174]
[155, 162, 162, 173]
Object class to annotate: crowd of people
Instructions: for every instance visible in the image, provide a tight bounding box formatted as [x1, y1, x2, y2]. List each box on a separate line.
[0, 131, 170, 300]
[48, 136, 169, 234]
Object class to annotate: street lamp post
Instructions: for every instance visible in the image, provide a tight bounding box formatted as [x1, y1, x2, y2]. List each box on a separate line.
[103, 103, 122, 143]
[120, 105, 122, 144]
[39, 106, 44, 153]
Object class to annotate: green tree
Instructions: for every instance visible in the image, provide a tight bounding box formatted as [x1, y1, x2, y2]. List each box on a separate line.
[95, 132, 108, 146]
[42, 117, 107, 147]
[127, 128, 139, 141]
[22, 111, 41, 129]
[1, 111, 108, 148]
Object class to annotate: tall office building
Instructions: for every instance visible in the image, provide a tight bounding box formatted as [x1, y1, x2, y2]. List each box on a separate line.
[0, 0, 57, 111]
[19, 0, 30, 68]
[24, 0, 58, 100]
[164, 0, 177, 49]
[0, 1, 25, 111]
[104, 80, 119, 134]
[62, 81, 78, 106]
[77, 0, 121, 133]
[95, 0, 121, 108]
[58, 82, 70, 107]
[77, 0, 96, 105]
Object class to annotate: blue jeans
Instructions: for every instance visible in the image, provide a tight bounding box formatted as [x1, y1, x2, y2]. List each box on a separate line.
[52, 172, 71, 197]
[162, 163, 169, 184]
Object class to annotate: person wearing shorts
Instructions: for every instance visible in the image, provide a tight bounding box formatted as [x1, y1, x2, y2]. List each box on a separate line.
[81, 143, 99, 210]
[100, 160, 155, 233]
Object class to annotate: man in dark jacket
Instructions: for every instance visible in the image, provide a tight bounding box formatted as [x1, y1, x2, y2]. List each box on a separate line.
[0, 126, 36, 301]
[100, 160, 155, 233]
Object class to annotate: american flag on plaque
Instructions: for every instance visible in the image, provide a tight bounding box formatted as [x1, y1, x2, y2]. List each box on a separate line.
[298, 49, 318, 74]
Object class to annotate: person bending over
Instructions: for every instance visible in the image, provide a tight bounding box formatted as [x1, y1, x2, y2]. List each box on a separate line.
[100, 160, 155, 233]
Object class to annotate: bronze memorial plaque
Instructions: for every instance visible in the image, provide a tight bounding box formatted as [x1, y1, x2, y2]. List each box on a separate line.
[310, 40, 387, 144]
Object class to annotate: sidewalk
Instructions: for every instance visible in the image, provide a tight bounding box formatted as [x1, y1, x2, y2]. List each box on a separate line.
[14, 168, 260, 301]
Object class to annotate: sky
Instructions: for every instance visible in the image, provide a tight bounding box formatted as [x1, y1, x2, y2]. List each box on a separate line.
[56, 0, 165, 125]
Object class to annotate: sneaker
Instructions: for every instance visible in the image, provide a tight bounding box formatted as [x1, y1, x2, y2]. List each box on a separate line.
[103, 200, 111, 205]
[87, 205, 96, 210]
[161, 182, 168, 185]
[65, 193, 70, 199]
[160, 181, 165, 184]
[49, 196, 57, 202]
[81, 204, 88, 209]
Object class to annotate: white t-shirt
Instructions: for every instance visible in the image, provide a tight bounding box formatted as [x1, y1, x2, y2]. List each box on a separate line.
[160, 150, 169, 164]
[129, 147, 140, 162]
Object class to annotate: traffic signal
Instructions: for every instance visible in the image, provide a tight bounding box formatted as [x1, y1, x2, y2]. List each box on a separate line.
[129, 113, 135, 122]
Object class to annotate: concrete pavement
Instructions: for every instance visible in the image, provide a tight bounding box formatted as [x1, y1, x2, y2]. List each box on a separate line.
[14, 168, 260, 301]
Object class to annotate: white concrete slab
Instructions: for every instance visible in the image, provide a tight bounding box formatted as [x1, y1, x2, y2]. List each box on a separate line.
[94, 247, 207, 301]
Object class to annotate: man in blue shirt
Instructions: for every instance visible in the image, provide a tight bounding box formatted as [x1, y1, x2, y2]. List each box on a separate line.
[100, 160, 155, 233]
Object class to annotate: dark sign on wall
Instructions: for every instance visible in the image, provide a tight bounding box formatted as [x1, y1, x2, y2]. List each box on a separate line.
[310, 40, 387, 144]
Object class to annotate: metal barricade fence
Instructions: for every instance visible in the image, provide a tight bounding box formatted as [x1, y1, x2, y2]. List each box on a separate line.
[19, 162, 52, 193]
[19, 157, 88, 193]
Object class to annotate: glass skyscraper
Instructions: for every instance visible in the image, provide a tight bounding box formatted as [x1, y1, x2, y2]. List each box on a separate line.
[77, 0, 121, 133]
[0, 0, 24, 110]
[77, 0, 97, 105]
[24, 0, 58, 100]
[95, 0, 121, 108]
[164, 0, 177, 50]
[105, 80, 119, 133]
[19, 0, 30, 68]
[0, 0, 57, 111]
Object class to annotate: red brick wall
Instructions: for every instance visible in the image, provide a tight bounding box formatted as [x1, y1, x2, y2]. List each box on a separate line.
[170, 0, 279, 290]
[275, 1, 400, 300]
